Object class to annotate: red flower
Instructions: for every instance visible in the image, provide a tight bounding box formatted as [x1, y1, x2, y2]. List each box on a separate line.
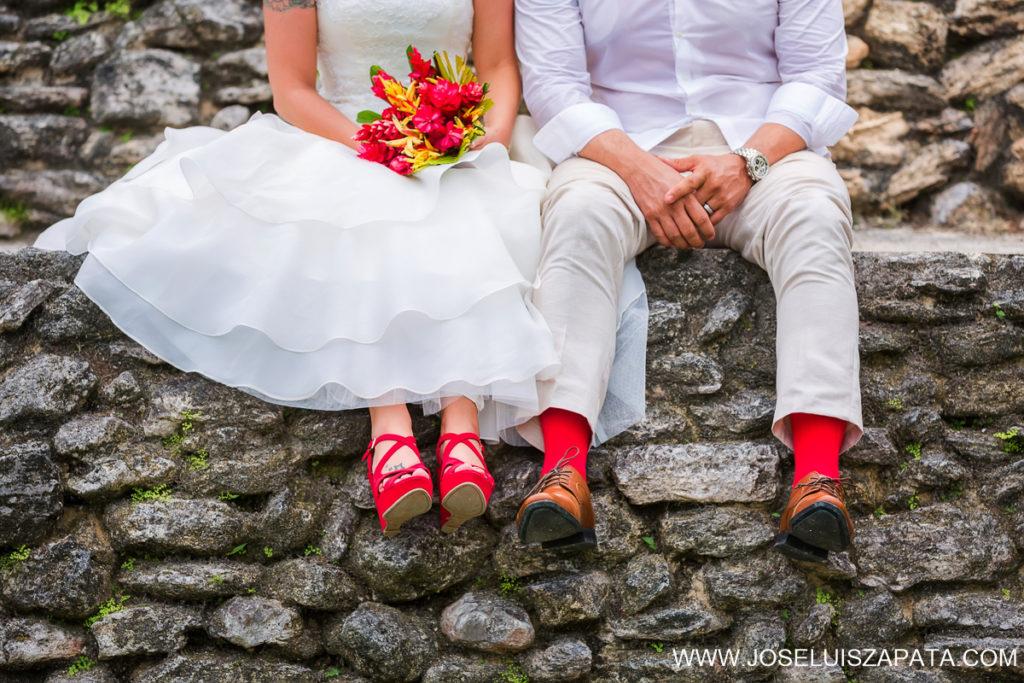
[388, 155, 414, 175]
[426, 79, 463, 115]
[354, 119, 402, 143]
[357, 140, 397, 165]
[407, 47, 436, 80]
[370, 69, 396, 101]
[412, 104, 444, 135]
[460, 82, 484, 106]
[437, 122, 464, 153]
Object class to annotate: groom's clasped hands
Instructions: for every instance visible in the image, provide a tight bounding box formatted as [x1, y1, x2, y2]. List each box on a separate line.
[660, 152, 754, 231]
[592, 137, 754, 251]
[654, 152, 754, 249]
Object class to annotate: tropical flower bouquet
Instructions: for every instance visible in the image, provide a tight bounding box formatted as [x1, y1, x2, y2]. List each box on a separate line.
[354, 46, 494, 176]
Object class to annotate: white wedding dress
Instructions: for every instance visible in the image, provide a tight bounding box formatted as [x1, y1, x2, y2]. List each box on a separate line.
[35, 0, 649, 446]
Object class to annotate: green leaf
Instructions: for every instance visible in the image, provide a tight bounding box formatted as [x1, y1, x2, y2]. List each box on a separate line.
[417, 154, 461, 169]
[356, 110, 381, 124]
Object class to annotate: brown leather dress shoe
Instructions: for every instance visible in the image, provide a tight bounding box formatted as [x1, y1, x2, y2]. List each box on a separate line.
[774, 471, 854, 563]
[516, 449, 596, 552]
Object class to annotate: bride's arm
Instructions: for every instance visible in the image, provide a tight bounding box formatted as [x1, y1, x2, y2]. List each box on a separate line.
[263, 0, 360, 150]
[469, 0, 518, 148]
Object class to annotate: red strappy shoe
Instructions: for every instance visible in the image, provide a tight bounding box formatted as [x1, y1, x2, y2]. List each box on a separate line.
[362, 434, 433, 537]
[437, 432, 494, 533]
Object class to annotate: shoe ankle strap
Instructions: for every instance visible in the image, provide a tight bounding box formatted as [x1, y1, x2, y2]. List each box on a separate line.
[363, 433, 421, 477]
[437, 432, 484, 466]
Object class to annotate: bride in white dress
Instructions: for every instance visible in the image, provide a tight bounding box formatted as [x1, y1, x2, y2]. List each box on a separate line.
[34, 0, 650, 538]
[36, 0, 563, 537]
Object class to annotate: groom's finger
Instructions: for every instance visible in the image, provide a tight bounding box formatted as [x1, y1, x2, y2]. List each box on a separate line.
[648, 217, 672, 248]
[659, 156, 697, 173]
[664, 169, 707, 204]
[665, 205, 705, 249]
[683, 194, 716, 242]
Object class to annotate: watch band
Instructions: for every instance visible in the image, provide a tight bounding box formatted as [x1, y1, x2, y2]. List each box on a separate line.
[732, 147, 770, 182]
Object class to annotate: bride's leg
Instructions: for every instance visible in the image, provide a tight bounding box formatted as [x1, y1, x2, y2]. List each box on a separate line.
[439, 397, 483, 470]
[368, 404, 426, 481]
[438, 396, 492, 532]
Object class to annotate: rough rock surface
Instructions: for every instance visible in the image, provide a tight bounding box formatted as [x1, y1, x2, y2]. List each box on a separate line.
[325, 602, 436, 682]
[91, 603, 202, 658]
[0, 247, 1022, 680]
[90, 49, 200, 126]
[439, 592, 535, 653]
[206, 595, 304, 649]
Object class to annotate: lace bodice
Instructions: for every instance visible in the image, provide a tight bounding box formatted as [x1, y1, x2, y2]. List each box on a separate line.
[316, 0, 475, 120]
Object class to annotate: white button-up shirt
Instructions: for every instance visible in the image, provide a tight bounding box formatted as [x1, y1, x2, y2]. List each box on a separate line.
[514, 0, 858, 164]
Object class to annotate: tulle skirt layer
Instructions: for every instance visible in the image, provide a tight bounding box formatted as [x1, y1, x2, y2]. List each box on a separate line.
[35, 113, 564, 443]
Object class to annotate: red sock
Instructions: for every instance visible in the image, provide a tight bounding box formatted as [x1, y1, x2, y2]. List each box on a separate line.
[790, 412, 845, 487]
[539, 407, 591, 476]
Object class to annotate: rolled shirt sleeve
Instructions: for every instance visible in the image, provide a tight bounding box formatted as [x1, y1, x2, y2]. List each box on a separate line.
[514, 0, 623, 163]
[764, 0, 859, 151]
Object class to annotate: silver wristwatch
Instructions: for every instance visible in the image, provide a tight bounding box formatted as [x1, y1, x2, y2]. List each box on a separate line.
[732, 147, 770, 182]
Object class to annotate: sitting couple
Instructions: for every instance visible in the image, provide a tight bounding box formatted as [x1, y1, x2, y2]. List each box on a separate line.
[35, 0, 863, 562]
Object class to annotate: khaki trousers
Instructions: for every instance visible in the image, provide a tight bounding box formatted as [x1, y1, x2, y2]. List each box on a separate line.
[519, 120, 863, 453]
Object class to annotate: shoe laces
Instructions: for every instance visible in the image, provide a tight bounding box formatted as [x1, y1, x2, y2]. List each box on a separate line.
[795, 473, 854, 499]
[525, 447, 580, 499]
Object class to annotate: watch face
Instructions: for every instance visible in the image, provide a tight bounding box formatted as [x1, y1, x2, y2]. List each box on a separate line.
[751, 154, 769, 180]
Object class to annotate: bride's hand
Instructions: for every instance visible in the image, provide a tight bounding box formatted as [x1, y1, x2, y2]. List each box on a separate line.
[469, 130, 511, 150]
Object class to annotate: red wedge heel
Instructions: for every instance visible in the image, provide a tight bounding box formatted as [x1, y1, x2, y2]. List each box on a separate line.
[362, 434, 433, 536]
[437, 432, 494, 533]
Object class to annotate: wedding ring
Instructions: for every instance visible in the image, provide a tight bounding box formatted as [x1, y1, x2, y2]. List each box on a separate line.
[702, 202, 714, 216]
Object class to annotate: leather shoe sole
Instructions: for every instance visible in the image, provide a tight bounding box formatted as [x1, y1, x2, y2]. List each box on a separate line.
[517, 500, 597, 551]
[774, 500, 851, 563]
[787, 500, 851, 551]
[773, 531, 828, 563]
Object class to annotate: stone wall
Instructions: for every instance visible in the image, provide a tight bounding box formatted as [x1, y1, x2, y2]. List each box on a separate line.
[839, 0, 1024, 231]
[1, 0, 1024, 241]
[1, 247, 1023, 682]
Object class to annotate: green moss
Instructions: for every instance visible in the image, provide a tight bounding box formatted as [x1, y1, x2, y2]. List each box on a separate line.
[498, 571, 520, 595]
[994, 428, 1023, 454]
[0, 200, 29, 226]
[495, 660, 529, 683]
[84, 593, 130, 628]
[0, 545, 30, 571]
[65, 1, 99, 24]
[105, 0, 131, 19]
[130, 483, 171, 504]
[65, 0, 131, 24]
[68, 655, 95, 675]
[186, 447, 209, 470]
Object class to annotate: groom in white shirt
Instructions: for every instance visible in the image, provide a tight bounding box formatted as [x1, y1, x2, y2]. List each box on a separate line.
[514, 0, 864, 562]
